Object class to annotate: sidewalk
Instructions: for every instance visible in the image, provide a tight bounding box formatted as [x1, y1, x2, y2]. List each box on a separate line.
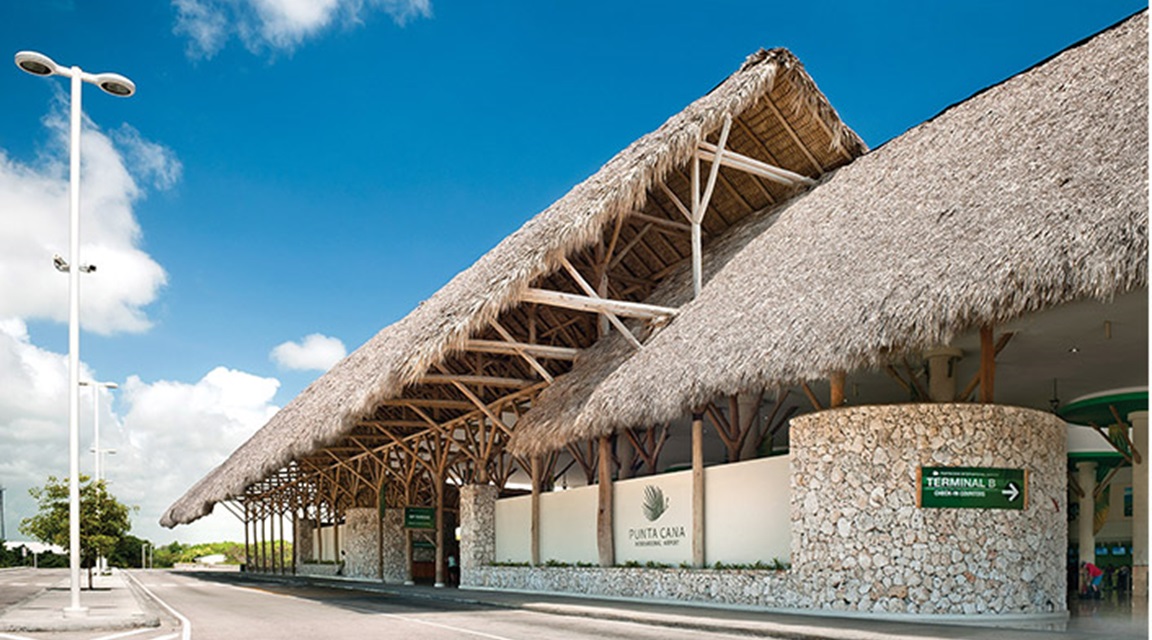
[0, 570, 160, 633]
[229, 571, 1147, 640]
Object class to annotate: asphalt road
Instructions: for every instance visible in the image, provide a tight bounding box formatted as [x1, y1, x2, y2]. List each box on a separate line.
[131, 570, 771, 640]
[0, 568, 58, 613]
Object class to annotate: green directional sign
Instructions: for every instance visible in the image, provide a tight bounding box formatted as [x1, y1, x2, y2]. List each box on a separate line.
[404, 506, 436, 529]
[918, 467, 1028, 510]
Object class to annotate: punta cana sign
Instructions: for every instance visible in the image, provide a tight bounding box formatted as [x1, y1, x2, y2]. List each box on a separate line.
[918, 467, 1028, 510]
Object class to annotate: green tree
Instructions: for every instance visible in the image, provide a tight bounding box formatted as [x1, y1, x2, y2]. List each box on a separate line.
[19, 476, 135, 587]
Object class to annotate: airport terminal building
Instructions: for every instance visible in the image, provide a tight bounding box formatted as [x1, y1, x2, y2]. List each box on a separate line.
[162, 12, 1147, 625]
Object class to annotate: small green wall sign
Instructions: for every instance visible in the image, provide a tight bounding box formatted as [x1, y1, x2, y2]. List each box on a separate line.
[918, 467, 1028, 510]
[405, 506, 436, 529]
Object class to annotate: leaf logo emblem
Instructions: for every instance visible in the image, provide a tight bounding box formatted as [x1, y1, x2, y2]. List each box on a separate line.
[642, 485, 670, 522]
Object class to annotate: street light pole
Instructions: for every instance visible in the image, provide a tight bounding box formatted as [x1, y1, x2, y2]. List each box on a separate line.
[14, 50, 135, 618]
[79, 380, 118, 484]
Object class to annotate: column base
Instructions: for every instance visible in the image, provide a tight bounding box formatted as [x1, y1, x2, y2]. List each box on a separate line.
[63, 606, 89, 618]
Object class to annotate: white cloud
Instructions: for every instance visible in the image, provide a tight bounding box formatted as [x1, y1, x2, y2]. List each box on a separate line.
[270, 333, 346, 371]
[0, 102, 171, 335]
[174, 0, 432, 59]
[0, 321, 281, 545]
[114, 367, 281, 543]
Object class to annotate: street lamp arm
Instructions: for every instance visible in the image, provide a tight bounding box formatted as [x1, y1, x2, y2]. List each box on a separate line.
[14, 51, 136, 97]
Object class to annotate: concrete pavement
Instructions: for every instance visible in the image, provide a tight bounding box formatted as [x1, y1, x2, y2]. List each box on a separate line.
[0, 569, 160, 632]
[0, 567, 1145, 639]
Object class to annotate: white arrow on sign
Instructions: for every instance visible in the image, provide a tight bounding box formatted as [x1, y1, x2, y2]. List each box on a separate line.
[1001, 482, 1020, 502]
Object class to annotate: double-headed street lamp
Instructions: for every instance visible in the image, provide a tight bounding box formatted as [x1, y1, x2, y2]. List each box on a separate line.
[15, 50, 135, 618]
[79, 380, 118, 483]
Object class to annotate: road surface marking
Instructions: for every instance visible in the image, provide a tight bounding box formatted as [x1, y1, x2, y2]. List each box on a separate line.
[92, 628, 155, 640]
[378, 613, 519, 640]
[123, 572, 191, 640]
[0, 633, 35, 640]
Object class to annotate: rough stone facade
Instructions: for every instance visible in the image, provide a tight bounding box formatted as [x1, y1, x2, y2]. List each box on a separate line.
[459, 484, 498, 571]
[295, 518, 315, 564]
[381, 509, 408, 583]
[467, 404, 1066, 619]
[466, 566, 792, 606]
[789, 403, 1067, 615]
[343, 507, 379, 580]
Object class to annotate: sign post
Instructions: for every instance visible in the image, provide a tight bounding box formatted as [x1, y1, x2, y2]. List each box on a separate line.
[918, 467, 1028, 510]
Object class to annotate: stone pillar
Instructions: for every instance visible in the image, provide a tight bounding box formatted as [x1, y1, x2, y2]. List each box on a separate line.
[380, 509, 408, 583]
[459, 484, 498, 583]
[1131, 410, 1148, 597]
[1076, 461, 1097, 571]
[343, 507, 380, 579]
[924, 346, 963, 402]
[790, 404, 1067, 615]
[296, 517, 315, 564]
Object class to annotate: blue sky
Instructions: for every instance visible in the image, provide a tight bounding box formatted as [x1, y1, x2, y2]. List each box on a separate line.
[0, 1, 1144, 544]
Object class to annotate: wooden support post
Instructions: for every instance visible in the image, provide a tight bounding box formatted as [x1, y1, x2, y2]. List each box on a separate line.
[243, 501, 251, 571]
[980, 325, 995, 404]
[531, 455, 542, 567]
[404, 529, 414, 585]
[692, 412, 705, 568]
[830, 371, 846, 407]
[260, 512, 267, 572]
[333, 508, 341, 569]
[434, 477, 446, 587]
[275, 511, 282, 575]
[314, 500, 323, 562]
[597, 436, 615, 567]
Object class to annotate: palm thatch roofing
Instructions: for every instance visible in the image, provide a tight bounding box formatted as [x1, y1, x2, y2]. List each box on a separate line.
[162, 47, 866, 527]
[510, 11, 1149, 455]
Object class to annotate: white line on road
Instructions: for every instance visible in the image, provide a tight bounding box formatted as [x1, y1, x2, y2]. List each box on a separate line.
[0, 633, 35, 640]
[377, 613, 520, 640]
[122, 572, 191, 640]
[92, 627, 156, 640]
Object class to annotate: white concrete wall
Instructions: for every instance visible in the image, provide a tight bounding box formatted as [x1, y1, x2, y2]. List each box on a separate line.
[494, 456, 792, 566]
[705, 455, 791, 565]
[495, 495, 531, 563]
[541, 487, 598, 564]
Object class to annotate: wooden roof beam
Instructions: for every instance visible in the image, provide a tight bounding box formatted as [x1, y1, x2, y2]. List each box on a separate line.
[464, 337, 579, 361]
[697, 142, 815, 187]
[418, 373, 535, 389]
[519, 288, 677, 322]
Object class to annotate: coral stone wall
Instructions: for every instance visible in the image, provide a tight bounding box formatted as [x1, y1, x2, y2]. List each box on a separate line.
[295, 518, 315, 564]
[343, 507, 379, 579]
[460, 484, 498, 571]
[790, 404, 1067, 615]
[381, 509, 408, 583]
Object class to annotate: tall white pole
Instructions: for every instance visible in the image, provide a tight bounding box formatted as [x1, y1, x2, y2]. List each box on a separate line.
[92, 387, 101, 484]
[65, 67, 85, 617]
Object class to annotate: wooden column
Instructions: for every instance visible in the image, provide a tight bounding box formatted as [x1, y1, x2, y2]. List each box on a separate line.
[269, 509, 278, 574]
[980, 325, 995, 403]
[404, 529, 414, 585]
[243, 501, 251, 571]
[830, 371, 846, 407]
[260, 512, 267, 572]
[530, 455, 542, 567]
[692, 412, 705, 568]
[596, 436, 615, 567]
[434, 476, 446, 587]
[278, 509, 286, 575]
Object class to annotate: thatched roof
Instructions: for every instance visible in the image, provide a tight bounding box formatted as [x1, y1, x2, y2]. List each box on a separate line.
[510, 11, 1149, 454]
[162, 47, 865, 527]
